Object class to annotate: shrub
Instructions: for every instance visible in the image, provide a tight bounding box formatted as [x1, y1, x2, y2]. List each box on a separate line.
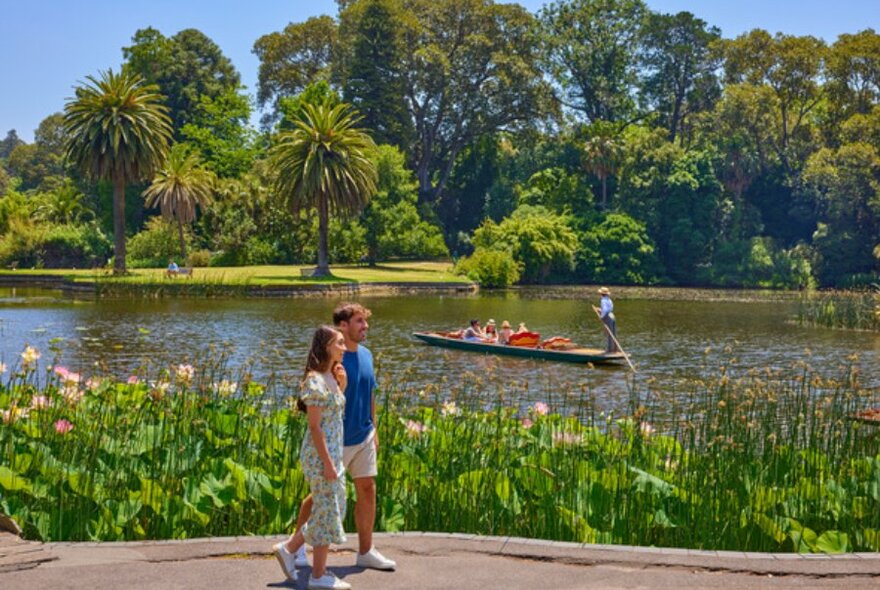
[127, 218, 191, 268]
[454, 247, 521, 287]
[0, 220, 110, 269]
[187, 249, 212, 267]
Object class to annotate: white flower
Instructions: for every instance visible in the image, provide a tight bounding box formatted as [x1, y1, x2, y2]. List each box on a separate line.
[0, 362, 6, 374]
[639, 422, 656, 438]
[21, 346, 40, 366]
[552, 431, 583, 446]
[30, 395, 51, 410]
[215, 380, 237, 397]
[174, 364, 195, 383]
[150, 381, 171, 401]
[440, 401, 460, 417]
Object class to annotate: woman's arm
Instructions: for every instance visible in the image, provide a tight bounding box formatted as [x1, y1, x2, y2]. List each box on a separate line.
[307, 405, 338, 480]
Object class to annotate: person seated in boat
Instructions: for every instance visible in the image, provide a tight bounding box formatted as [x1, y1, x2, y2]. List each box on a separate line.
[484, 319, 498, 343]
[516, 322, 529, 334]
[498, 320, 513, 345]
[463, 319, 487, 342]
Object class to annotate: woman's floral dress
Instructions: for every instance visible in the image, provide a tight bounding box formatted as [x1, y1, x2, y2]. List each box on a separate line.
[300, 371, 347, 546]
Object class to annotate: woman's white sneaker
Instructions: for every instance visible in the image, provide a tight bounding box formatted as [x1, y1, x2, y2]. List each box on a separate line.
[308, 572, 351, 590]
[355, 546, 396, 570]
[272, 542, 297, 582]
[294, 544, 309, 567]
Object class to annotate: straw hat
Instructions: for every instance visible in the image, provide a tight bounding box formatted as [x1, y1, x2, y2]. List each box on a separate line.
[487, 318, 496, 326]
[598, 287, 611, 295]
[501, 320, 511, 329]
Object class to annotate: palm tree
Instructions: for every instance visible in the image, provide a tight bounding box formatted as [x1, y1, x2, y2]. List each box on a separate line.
[64, 69, 171, 274]
[582, 122, 624, 210]
[271, 102, 377, 276]
[143, 147, 214, 260]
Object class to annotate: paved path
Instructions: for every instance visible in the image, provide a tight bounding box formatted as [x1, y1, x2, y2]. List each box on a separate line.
[2, 532, 879, 589]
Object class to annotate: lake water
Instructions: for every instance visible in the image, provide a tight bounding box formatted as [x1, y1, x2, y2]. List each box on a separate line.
[1, 287, 877, 411]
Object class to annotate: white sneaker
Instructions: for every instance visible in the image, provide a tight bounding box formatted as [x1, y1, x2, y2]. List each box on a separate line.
[294, 544, 309, 567]
[355, 546, 396, 570]
[272, 542, 297, 582]
[308, 572, 351, 590]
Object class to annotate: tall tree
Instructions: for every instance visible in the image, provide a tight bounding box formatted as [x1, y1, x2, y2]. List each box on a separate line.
[64, 70, 172, 274]
[539, 0, 647, 123]
[826, 29, 880, 118]
[123, 27, 241, 133]
[722, 29, 826, 172]
[6, 113, 68, 190]
[399, 0, 552, 203]
[253, 16, 338, 123]
[639, 11, 721, 142]
[338, 0, 413, 148]
[0, 130, 24, 161]
[143, 147, 214, 259]
[270, 102, 377, 276]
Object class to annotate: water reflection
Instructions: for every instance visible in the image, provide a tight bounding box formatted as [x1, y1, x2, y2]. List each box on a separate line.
[0, 288, 877, 411]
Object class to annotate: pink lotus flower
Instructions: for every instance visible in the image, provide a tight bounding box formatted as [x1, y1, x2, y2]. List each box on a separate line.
[54, 419, 74, 434]
[30, 395, 51, 410]
[54, 366, 82, 386]
[520, 418, 534, 429]
[0, 362, 7, 374]
[405, 419, 428, 438]
[127, 375, 140, 385]
[61, 386, 84, 405]
[531, 402, 549, 416]
[85, 378, 102, 391]
[552, 431, 583, 446]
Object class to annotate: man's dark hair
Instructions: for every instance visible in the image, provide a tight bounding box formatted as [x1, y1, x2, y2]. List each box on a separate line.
[333, 302, 372, 326]
[470, 318, 480, 326]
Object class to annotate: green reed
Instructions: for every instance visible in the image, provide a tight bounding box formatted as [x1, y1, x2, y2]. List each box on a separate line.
[0, 348, 878, 552]
[797, 288, 880, 331]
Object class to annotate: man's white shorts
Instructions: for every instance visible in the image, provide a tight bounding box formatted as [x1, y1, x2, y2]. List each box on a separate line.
[343, 429, 377, 479]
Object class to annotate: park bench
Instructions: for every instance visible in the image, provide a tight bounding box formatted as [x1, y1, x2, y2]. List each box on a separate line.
[166, 267, 194, 279]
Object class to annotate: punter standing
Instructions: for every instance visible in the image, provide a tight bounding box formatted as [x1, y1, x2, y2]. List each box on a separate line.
[597, 287, 620, 353]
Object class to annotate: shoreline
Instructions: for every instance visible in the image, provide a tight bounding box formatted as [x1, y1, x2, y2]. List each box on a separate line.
[0, 273, 478, 298]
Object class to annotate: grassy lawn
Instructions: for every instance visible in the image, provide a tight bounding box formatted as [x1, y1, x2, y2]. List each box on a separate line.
[0, 261, 469, 286]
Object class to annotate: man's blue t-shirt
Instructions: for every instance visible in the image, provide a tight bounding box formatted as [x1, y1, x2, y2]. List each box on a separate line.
[342, 345, 377, 446]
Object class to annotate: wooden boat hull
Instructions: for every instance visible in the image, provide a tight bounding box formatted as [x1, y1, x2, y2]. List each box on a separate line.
[412, 332, 627, 365]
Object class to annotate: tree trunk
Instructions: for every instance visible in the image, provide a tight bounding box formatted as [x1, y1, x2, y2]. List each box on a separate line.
[177, 219, 188, 261]
[601, 175, 608, 210]
[112, 176, 127, 275]
[316, 196, 330, 276]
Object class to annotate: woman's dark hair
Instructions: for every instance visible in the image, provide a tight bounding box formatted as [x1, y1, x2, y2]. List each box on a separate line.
[298, 325, 340, 412]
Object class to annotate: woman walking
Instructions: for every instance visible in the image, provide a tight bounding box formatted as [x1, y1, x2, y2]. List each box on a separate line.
[274, 326, 351, 590]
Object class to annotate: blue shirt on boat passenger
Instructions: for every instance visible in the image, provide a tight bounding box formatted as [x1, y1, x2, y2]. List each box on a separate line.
[342, 345, 377, 446]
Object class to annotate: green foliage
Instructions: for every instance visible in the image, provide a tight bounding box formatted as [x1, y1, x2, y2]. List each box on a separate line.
[454, 247, 521, 287]
[127, 217, 191, 268]
[338, 0, 413, 148]
[473, 205, 578, 283]
[123, 27, 241, 133]
[709, 238, 816, 289]
[362, 145, 449, 262]
[579, 213, 659, 284]
[1, 358, 877, 550]
[253, 16, 338, 120]
[179, 89, 257, 178]
[539, 0, 646, 122]
[0, 220, 110, 269]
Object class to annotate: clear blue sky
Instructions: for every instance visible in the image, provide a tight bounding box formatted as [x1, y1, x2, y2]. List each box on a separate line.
[1, 0, 876, 142]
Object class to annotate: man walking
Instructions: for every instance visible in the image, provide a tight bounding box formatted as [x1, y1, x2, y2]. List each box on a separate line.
[274, 303, 396, 584]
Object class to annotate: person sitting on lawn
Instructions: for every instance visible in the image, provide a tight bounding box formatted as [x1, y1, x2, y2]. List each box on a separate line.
[166, 260, 179, 278]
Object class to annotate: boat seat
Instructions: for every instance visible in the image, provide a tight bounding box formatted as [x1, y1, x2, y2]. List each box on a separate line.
[508, 332, 540, 347]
